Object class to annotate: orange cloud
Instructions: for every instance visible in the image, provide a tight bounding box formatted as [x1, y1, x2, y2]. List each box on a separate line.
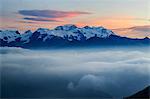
[18, 10, 91, 22]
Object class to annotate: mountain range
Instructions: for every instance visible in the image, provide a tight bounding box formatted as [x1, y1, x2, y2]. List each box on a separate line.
[0, 24, 149, 49]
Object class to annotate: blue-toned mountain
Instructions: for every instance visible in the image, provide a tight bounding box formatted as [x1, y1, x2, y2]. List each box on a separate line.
[0, 25, 149, 48]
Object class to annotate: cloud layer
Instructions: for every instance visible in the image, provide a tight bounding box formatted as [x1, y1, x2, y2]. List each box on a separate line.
[18, 10, 91, 22]
[1, 47, 150, 98]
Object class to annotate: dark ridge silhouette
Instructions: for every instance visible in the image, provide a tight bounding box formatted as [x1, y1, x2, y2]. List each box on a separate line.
[124, 86, 150, 99]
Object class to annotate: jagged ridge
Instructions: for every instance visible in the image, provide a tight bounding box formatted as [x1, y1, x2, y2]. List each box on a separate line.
[0, 24, 149, 48]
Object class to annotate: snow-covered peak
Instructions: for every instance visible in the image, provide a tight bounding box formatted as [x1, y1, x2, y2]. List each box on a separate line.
[83, 26, 93, 29]
[24, 30, 32, 34]
[79, 27, 114, 39]
[36, 28, 50, 34]
[0, 30, 20, 43]
[0, 25, 116, 43]
[21, 30, 33, 43]
[33, 24, 115, 41]
[55, 24, 77, 31]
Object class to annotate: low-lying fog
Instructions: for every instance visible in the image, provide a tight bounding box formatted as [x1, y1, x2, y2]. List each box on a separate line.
[1, 47, 150, 98]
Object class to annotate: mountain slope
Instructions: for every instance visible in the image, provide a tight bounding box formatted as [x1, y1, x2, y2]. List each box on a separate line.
[125, 86, 150, 99]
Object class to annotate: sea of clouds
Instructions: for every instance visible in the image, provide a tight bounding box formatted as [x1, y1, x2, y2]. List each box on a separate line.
[0, 47, 150, 98]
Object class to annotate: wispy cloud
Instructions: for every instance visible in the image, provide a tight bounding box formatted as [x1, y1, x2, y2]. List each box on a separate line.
[18, 10, 91, 22]
[113, 25, 150, 38]
[23, 17, 60, 22]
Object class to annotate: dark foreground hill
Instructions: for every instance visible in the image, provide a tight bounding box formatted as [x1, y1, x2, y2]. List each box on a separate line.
[125, 86, 150, 99]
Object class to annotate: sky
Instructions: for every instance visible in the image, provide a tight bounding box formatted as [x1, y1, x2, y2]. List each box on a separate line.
[0, 0, 150, 37]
